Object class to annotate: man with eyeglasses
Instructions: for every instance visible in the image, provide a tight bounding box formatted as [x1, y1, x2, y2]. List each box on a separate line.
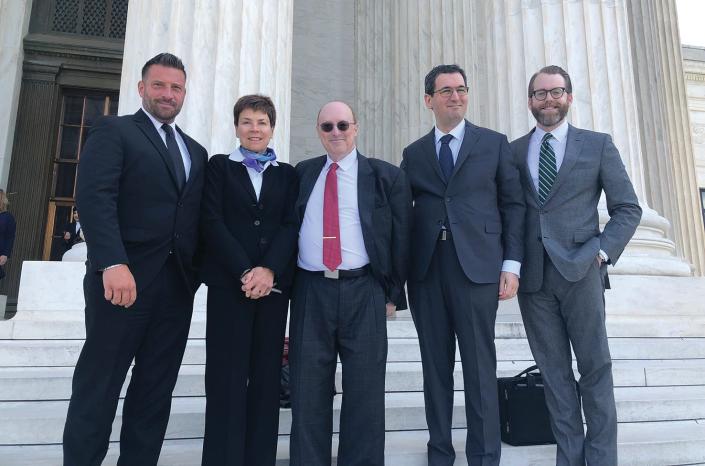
[289, 100, 411, 466]
[401, 64, 525, 466]
[511, 65, 641, 465]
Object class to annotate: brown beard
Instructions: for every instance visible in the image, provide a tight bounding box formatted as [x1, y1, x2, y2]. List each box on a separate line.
[531, 101, 569, 128]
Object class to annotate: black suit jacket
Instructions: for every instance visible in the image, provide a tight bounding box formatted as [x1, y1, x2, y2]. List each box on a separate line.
[200, 154, 299, 291]
[76, 109, 208, 294]
[295, 152, 412, 310]
[401, 120, 525, 284]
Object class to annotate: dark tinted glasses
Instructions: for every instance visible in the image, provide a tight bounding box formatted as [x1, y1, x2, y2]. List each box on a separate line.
[319, 121, 354, 132]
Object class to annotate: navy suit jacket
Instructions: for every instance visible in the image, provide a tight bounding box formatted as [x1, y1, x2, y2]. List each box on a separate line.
[76, 109, 208, 294]
[401, 120, 525, 284]
[295, 152, 412, 310]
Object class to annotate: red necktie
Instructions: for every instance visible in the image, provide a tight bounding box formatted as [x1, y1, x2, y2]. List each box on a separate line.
[323, 163, 342, 271]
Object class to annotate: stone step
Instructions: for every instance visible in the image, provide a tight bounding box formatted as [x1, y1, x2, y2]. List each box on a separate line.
[3, 359, 705, 402]
[5, 310, 705, 340]
[2, 419, 705, 466]
[2, 336, 705, 367]
[3, 385, 704, 445]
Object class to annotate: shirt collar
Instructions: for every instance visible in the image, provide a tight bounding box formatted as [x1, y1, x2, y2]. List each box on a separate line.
[142, 106, 176, 133]
[534, 119, 569, 143]
[228, 148, 279, 167]
[326, 147, 357, 171]
[434, 119, 466, 144]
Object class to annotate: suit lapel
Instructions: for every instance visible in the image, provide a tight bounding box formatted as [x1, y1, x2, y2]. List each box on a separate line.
[258, 163, 277, 206]
[356, 153, 377, 265]
[176, 126, 201, 198]
[517, 130, 539, 204]
[236, 163, 259, 202]
[297, 156, 326, 220]
[133, 109, 181, 191]
[544, 124, 582, 204]
[449, 120, 479, 183]
[420, 129, 446, 185]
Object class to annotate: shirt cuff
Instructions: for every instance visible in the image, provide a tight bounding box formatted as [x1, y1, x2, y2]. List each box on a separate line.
[502, 260, 521, 277]
[598, 249, 609, 263]
[101, 264, 125, 271]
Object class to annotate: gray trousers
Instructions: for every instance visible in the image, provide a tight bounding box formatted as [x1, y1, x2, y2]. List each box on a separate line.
[518, 256, 617, 466]
[289, 269, 388, 466]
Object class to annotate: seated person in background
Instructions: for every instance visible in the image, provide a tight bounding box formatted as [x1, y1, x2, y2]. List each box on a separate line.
[63, 207, 82, 251]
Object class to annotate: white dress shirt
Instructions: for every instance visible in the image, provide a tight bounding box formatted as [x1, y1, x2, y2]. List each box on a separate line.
[434, 120, 521, 276]
[433, 119, 466, 163]
[142, 106, 192, 181]
[297, 148, 370, 271]
[228, 148, 278, 200]
[527, 119, 569, 192]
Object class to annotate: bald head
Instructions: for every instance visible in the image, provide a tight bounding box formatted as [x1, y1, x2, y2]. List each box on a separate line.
[316, 101, 359, 161]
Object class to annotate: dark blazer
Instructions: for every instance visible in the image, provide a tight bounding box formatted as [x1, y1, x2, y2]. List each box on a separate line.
[200, 154, 299, 291]
[0, 211, 16, 257]
[401, 120, 525, 284]
[63, 221, 82, 250]
[76, 109, 208, 294]
[511, 125, 642, 293]
[295, 152, 412, 310]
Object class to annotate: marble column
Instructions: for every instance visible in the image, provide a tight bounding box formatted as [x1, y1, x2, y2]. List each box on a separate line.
[355, 0, 694, 276]
[118, 0, 294, 161]
[0, 0, 32, 188]
[626, 0, 705, 275]
[355, 0, 484, 164]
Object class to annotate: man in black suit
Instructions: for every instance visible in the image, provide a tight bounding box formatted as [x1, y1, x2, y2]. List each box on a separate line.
[289, 101, 411, 466]
[63, 207, 82, 251]
[63, 53, 208, 466]
[401, 64, 525, 466]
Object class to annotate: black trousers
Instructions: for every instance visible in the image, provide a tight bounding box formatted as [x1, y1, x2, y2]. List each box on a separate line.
[63, 256, 194, 466]
[289, 270, 388, 466]
[408, 235, 501, 466]
[201, 286, 288, 466]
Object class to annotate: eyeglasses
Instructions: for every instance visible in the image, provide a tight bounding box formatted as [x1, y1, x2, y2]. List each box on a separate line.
[319, 121, 355, 132]
[531, 87, 567, 101]
[432, 86, 469, 98]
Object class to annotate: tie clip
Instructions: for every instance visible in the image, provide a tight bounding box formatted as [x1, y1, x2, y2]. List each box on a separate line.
[322, 236, 337, 239]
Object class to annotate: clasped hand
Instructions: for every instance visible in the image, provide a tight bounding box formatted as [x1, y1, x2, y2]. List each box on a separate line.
[241, 266, 274, 299]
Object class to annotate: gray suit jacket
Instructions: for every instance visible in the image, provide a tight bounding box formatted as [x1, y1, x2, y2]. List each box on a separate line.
[511, 125, 642, 293]
[402, 120, 525, 284]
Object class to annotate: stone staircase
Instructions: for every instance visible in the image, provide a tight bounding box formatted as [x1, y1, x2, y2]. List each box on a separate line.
[1, 262, 705, 465]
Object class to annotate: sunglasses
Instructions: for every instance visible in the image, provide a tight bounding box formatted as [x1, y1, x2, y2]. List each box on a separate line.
[319, 121, 355, 132]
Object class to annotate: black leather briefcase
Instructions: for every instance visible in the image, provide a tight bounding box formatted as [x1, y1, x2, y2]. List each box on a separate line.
[497, 365, 556, 446]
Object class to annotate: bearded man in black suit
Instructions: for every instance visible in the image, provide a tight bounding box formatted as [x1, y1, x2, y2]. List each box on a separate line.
[63, 52, 208, 466]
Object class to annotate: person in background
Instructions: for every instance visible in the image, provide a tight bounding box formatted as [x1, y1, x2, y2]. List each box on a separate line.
[200, 94, 298, 466]
[0, 189, 16, 278]
[63, 207, 82, 251]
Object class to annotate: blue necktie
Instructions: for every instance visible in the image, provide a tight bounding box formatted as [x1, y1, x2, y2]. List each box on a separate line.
[439, 134, 454, 181]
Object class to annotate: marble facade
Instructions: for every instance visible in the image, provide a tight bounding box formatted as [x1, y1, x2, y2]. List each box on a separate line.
[0, 0, 703, 276]
[0, 0, 32, 189]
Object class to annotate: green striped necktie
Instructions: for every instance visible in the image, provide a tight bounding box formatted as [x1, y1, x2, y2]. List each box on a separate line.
[538, 132, 557, 204]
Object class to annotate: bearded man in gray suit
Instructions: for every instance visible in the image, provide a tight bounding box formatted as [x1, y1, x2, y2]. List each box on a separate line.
[510, 65, 642, 466]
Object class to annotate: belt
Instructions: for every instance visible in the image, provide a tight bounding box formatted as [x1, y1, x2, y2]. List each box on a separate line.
[438, 229, 452, 241]
[300, 265, 370, 279]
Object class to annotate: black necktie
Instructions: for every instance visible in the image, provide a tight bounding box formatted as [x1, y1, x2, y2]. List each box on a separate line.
[439, 134, 454, 181]
[162, 124, 186, 190]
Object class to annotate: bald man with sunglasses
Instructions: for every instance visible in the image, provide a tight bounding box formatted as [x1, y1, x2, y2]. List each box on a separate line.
[289, 101, 412, 466]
